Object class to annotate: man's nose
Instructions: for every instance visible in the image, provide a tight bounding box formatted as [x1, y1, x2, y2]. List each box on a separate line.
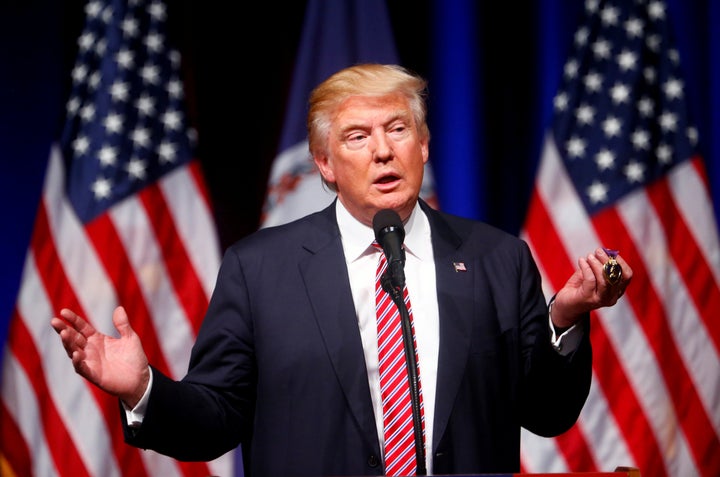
[371, 133, 392, 160]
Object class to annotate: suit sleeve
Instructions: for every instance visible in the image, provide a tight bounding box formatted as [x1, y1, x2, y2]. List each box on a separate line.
[516, 241, 592, 436]
[122, 246, 254, 461]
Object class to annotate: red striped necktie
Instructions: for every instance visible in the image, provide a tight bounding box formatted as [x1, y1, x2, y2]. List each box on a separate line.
[373, 242, 425, 476]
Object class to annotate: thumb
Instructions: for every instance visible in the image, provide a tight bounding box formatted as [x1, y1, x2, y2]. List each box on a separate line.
[111, 306, 134, 338]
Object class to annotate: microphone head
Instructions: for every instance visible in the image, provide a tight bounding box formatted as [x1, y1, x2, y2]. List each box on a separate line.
[372, 209, 405, 243]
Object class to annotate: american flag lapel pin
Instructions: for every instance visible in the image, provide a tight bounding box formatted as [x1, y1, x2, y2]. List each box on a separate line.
[453, 261, 467, 272]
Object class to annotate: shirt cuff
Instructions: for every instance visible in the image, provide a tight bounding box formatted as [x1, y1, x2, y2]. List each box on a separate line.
[548, 298, 585, 356]
[122, 367, 153, 428]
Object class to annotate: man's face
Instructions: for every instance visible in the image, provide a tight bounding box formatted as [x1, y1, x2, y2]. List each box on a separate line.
[314, 93, 429, 226]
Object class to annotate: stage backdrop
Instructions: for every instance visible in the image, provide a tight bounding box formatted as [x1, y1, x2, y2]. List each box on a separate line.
[1, 1, 718, 476]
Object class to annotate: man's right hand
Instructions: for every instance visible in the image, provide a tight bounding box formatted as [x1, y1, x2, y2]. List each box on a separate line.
[51, 306, 150, 408]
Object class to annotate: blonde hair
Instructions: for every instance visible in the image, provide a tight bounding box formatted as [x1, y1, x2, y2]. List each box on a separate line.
[307, 63, 430, 159]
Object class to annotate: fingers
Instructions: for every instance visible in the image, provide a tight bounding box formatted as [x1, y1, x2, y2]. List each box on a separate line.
[112, 306, 135, 339]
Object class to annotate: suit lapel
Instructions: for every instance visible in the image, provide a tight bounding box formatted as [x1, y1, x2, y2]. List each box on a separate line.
[298, 204, 381, 453]
[422, 204, 476, 452]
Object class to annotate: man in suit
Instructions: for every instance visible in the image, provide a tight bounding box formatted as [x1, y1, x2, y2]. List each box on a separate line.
[51, 63, 632, 476]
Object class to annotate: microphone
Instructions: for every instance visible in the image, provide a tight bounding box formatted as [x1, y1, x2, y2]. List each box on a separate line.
[373, 209, 406, 289]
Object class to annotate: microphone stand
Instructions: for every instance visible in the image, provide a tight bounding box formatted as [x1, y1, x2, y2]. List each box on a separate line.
[381, 272, 427, 476]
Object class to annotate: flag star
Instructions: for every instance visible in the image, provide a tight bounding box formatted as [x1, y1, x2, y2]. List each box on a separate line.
[158, 141, 177, 163]
[554, 92, 569, 111]
[89, 71, 101, 91]
[624, 160, 645, 183]
[631, 129, 650, 150]
[126, 158, 147, 180]
[104, 112, 123, 134]
[647, 34, 661, 52]
[140, 63, 160, 85]
[85, 0, 103, 18]
[135, 94, 156, 116]
[169, 50, 181, 68]
[602, 116, 622, 137]
[67, 97, 81, 116]
[587, 180, 609, 204]
[97, 145, 117, 166]
[187, 127, 198, 146]
[162, 110, 182, 130]
[644, 66, 657, 83]
[80, 103, 96, 122]
[122, 16, 139, 38]
[659, 111, 677, 132]
[595, 149, 615, 170]
[72, 135, 91, 156]
[95, 38, 107, 57]
[600, 5, 619, 26]
[100, 5, 113, 23]
[566, 136, 586, 158]
[576, 104, 595, 124]
[624, 17, 644, 38]
[668, 48, 680, 65]
[145, 32, 164, 53]
[648, 0, 666, 20]
[574, 26, 589, 47]
[610, 82, 630, 104]
[167, 79, 183, 99]
[663, 78, 683, 100]
[131, 126, 151, 148]
[592, 38, 612, 60]
[72, 63, 89, 84]
[638, 97, 654, 117]
[78, 32, 95, 52]
[687, 127, 698, 145]
[584, 71, 603, 92]
[115, 48, 134, 69]
[110, 80, 130, 102]
[617, 50, 637, 71]
[149, 1, 168, 20]
[656, 143, 672, 164]
[91, 176, 113, 199]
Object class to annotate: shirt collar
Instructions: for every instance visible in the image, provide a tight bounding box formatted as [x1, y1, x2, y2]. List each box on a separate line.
[335, 200, 432, 263]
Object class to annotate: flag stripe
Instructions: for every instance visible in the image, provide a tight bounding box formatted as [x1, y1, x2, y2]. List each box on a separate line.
[30, 193, 145, 477]
[138, 183, 208, 336]
[2, 351, 66, 477]
[523, 166, 666, 475]
[8, 314, 92, 477]
[596, 189, 720, 473]
[161, 161, 221, 301]
[649, 163, 720, 351]
[85, 215, 174, 375]
[0, 399, 31, 477]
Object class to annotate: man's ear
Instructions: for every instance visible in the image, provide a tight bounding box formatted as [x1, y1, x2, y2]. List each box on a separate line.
[313, 154, 335, 183]
[420, 136, 430, 165]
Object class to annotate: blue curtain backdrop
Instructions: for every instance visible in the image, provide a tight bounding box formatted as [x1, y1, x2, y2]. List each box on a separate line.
[0, 0, 717, 420]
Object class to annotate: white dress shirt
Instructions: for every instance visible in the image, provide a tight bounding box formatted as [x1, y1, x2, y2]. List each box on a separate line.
[336, 200, 439, 473]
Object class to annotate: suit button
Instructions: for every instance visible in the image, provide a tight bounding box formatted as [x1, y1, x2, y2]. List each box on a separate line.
[367, 455, 380, 468]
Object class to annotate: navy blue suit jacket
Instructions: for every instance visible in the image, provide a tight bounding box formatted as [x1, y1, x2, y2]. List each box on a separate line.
[124, 199, 592, 477]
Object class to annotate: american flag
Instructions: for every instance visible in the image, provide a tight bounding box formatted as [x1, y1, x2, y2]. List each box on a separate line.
[0, 0, 233, 475]
[260, 0, 437, 228]
[520, 1, 720, 476]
